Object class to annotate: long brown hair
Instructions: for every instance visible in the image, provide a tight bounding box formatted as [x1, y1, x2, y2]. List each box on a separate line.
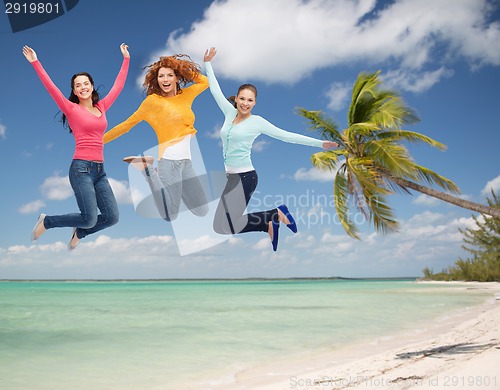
[62, 72, 100, 133]
[143, 54, 201, 96]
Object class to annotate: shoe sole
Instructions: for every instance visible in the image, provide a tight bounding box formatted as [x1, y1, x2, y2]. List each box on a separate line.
[123, 155, 154, 165]
[31, 213, 46, 242]
[68, 228, 79, 251]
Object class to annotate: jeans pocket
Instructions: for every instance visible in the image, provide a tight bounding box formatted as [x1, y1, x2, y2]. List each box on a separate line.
[75, 167, 90, 177]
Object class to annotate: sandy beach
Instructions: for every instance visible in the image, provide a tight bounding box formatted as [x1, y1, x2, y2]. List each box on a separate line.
[207, 281, 500, 390]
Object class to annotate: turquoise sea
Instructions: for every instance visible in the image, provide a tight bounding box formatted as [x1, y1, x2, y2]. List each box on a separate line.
[0, 279, 492, 390]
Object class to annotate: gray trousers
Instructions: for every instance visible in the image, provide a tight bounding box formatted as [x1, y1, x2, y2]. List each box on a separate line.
[144, 159, 209, 221]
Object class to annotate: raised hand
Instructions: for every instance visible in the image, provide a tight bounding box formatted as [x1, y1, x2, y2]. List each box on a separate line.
[120, 43, 130, 58]
[204, 47, 217, 62]
[22, 45, 37, 62]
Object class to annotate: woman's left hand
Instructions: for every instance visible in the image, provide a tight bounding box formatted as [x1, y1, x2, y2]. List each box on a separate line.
[322, 141, 338, 150]
[120, 43, 130, 58]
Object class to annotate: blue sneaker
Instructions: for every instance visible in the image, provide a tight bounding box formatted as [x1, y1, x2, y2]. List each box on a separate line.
[271, 220, 280, 251]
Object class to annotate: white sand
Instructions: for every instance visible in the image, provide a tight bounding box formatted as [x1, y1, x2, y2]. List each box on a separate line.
[203, 282, 500, 390]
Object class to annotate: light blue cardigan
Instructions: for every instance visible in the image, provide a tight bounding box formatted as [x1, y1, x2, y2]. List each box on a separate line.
[205, 61, 324, 173]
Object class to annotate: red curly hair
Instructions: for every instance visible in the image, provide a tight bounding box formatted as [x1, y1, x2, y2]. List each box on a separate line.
[143, 54, 201, 96]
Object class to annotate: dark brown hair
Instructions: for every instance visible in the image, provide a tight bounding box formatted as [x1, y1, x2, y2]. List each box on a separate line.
[228, 84, 258, 107]
[62, 72, 100, 133]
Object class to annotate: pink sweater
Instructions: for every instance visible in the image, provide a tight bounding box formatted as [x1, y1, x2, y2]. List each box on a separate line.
[31, 57, 129, 161]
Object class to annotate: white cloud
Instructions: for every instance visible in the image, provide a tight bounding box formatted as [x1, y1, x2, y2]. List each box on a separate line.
[2, 235, 178, 267]
[177, 234, 225, 254]
[18, 200, 46, 214]
[326, 82, 351, 111]
[161, 0, 500, 89]
[0, 121, 6, 139]
[207, 123, 222, 139]
[255, 237, 271, 250]
[382, 67, 455, 93]
[413, 194, 442, 207]
[294, 166, 336, 182]
[0, 205, 476, 279]
[108, 178, 133, 205]
[252, 139, 269, 153]
[36, 174, 132, 205]
[40, 174, 72, 200]
[481, 175, 500, 197]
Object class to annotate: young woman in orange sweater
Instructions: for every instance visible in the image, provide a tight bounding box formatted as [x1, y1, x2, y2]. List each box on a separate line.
[104, 54, 209, 221]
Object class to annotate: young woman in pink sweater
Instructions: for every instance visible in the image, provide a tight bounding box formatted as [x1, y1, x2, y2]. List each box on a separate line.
[23, 43, 130, 250]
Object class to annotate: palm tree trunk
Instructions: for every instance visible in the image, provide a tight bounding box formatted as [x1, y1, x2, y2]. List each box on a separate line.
[387, 175, 500, 218]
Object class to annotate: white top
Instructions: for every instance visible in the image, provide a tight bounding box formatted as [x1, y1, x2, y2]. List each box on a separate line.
[161, 135, 192, 160]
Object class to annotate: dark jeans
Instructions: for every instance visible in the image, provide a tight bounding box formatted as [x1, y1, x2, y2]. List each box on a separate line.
[44, 160, 119, 239]
[213, 170, 277, 234]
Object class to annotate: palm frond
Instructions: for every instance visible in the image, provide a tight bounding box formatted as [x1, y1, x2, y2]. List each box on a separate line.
[369, 91, 420, 129]
[346, 158, 400, 234]
[310, 150, 344, 171]
[364, 191, 400, 235]
[349, 72, 420, 129]
[378, 130, 447, 151]
[363, 139, 415, 178]
[334, 170, 360, 239]
[349, 72, 381, 125]
[409, 163, 460, 193]
[296, 107, 342, 142]
[347, 157, 393, 196]
[344, 122, 381, 152]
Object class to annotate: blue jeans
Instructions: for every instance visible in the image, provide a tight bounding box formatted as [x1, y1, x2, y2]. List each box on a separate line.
[43, 160, 119, 239]
[213, 170, 277, 234]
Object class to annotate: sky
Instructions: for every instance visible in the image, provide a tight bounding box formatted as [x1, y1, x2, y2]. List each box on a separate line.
[0, 0, 499, 280]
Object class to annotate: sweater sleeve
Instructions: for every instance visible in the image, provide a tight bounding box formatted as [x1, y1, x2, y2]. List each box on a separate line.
[31, 60, 73, 114]
[189, 71, 209, 96]
[103, 99, 146, 144]
[259, 116, 324, 148]
[99, 57, 130, 111]
[205, 61, 236, 116]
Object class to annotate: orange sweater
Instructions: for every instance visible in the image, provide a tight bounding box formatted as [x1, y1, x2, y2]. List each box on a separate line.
[104, 73, 208, 158]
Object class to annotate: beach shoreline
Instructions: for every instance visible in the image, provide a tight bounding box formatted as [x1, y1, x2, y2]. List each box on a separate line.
[196, 281, 500, 390]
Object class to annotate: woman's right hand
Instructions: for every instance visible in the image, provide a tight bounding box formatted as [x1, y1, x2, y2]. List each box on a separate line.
[204, 47, 217, 62]
[22, 45, 37, 63]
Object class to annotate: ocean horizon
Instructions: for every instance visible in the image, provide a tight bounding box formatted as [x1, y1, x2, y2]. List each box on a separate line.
[0, 279, 492, 390]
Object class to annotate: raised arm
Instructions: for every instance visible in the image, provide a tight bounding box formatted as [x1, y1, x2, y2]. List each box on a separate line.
[204, 48, 235, 116]
[187, 70, 209, 95]
[99, 43, 130, 111]
[22, 45, 72, 114]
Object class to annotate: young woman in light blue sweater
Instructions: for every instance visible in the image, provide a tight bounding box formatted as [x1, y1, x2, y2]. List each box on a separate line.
[204, 48, 337, 251]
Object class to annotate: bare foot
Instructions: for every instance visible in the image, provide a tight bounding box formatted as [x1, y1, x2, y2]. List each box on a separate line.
[277, 208, 290, 225]
[268, 221, 274, 240]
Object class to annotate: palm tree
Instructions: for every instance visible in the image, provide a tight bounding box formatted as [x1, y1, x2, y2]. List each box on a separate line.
[298, 71, 500, 239]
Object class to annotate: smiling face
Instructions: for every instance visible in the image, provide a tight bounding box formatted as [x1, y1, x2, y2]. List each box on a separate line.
[72, 75, 94, 102]
[235, 88, 256, 118]
[157, 67, 178, 97]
